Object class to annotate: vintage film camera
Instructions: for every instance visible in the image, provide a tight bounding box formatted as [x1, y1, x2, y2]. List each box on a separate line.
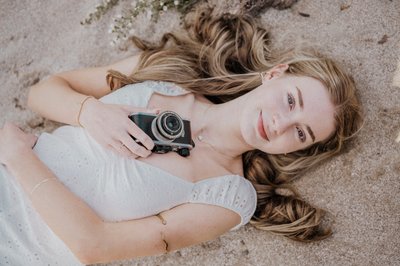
[128, 111, 195, 157]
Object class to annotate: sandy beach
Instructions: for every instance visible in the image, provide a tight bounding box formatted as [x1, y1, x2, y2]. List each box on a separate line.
[1, 0, 399, 265]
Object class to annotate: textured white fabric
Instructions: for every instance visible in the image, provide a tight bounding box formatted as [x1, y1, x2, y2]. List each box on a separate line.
[0, 81, 257, 265]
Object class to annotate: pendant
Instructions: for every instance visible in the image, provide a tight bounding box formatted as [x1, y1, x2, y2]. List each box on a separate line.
[197, 135, 204, 141]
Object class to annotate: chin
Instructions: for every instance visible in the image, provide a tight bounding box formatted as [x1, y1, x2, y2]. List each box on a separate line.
[240, 122, 259, 149]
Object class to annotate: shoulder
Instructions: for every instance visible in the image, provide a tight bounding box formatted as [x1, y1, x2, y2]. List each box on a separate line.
[118, 80, 189, 96]
[190, 175, 257, 231]
[148, 81, 189, 96]
[98, 80, 190, 106]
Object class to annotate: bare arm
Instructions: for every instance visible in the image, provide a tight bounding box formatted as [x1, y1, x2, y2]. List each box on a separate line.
[5, 150, 103, 264]
[27, 54, 142, 126]
[27, 54, 159, 159]
[5, 149, 240, 264]
[90, 203, 240, 263]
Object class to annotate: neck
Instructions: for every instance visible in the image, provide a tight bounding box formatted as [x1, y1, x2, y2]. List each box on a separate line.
[191, 94, 253, 161]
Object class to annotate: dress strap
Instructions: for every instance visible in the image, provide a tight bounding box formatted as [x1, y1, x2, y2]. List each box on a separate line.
[144, 80, 190, 96]
[189, 175, 257, 231]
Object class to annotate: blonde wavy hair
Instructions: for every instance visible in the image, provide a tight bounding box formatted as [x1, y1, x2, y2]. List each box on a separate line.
[106, 7, 364, 242]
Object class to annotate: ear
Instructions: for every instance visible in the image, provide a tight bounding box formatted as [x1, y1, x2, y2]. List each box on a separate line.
[262, 64, 289, 82]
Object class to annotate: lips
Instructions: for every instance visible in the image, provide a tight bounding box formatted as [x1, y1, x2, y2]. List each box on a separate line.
[258, 111, 269, 141]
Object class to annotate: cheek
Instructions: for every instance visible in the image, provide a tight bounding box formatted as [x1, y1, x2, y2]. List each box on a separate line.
[263, 134, 301, 154]
[263, 101, 285, 124]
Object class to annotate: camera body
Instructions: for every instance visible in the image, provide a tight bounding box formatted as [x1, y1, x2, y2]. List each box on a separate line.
[128, 111, 194, 157]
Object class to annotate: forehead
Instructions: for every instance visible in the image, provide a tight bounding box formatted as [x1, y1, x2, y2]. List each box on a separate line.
[289, 75, 336, 142]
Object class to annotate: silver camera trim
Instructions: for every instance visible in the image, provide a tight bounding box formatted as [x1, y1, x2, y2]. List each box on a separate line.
[153, 140, 194, 149]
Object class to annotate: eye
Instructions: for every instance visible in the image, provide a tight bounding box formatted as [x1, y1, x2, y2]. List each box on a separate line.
[296, 126, 306, 142]
[287, 93, 295, 110]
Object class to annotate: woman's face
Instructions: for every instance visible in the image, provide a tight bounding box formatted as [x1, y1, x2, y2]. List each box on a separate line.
[240, 65, 336, 154]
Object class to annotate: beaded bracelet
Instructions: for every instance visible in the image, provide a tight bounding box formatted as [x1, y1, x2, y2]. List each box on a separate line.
[77, 96, 95, 127]
[30, 177, 57, 196]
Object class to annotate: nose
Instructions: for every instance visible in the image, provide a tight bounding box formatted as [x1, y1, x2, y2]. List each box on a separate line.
[271, 114, 292, 136]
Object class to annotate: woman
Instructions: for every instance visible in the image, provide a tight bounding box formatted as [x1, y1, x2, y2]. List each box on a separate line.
[0, 7, 363, 265]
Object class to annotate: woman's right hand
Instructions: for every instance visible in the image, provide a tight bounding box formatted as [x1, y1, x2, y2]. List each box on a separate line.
[78, 97, 160, 159]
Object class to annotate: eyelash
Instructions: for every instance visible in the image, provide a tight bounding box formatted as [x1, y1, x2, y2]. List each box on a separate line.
[287, 93, 295, 110]
[288, 93, 306, 143]
[296, 127, 306, 142]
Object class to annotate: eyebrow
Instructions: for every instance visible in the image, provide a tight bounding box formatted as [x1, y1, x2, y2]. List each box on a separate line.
[296, 86, 316, 143]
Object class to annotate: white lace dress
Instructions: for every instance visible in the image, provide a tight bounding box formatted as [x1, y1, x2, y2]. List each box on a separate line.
[0, 81, 257, 266]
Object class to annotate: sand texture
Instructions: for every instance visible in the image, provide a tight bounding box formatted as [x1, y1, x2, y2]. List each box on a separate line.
[1, 0, 399, 265]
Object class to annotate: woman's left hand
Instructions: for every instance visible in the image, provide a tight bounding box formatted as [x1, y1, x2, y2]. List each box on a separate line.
[0, 122, 38, 166]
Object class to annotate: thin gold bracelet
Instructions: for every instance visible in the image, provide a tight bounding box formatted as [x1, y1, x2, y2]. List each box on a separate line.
[77, 96, 95, 127]
[156, 213, 167, 225]
[30, 177, 57, 196]
[156, 213, 169, 253]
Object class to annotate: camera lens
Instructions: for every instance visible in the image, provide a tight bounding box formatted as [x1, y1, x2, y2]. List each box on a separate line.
[164, 114, 182, 133]
[151, 111, 184, 142]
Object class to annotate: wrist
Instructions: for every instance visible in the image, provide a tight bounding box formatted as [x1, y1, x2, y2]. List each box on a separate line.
[6, 148, 36, 168]
[77, 96, 98, 127]
[4, 147, 36, 163]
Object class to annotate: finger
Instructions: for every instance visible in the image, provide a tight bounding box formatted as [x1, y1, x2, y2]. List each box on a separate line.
[128, 154, 139, 160]
[106, 142, 127, 157]
[126, 126, 155, 151]
[110, 142, 134, 158]
[122, 138, 152, 158]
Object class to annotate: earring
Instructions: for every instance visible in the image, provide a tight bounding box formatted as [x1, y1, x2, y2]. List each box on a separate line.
[259, 71, 270, 83]
[259, 71, 267, 80]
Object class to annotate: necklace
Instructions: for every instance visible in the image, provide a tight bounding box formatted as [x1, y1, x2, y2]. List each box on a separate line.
[194, 104, 237, 160]
[196, 131, 237, 160]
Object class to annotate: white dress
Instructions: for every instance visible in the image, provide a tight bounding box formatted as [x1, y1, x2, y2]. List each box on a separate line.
[0, 81, 257, 266]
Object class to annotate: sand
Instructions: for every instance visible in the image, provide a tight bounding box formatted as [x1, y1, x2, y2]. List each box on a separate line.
[1, 0, 399, 265]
